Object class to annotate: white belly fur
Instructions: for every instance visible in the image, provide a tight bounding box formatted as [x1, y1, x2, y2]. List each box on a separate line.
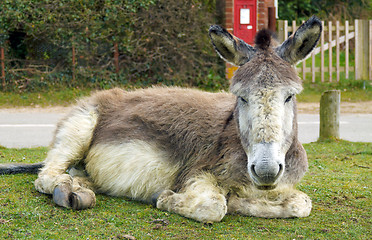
[85, 140, 180, 202]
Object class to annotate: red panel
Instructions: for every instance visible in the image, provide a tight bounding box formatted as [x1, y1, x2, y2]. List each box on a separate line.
[234, 0, 256, 44]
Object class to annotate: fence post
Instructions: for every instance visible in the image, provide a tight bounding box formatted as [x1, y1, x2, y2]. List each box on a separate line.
[319, 90, 340, 140]
[320, 21, 325, 82]
[355, 19, 370, 80]
[301, 20, 306, 80]
[277, 20, 285, 42]
[345, 20, 349, 79]
[369, 20, 372, 80]
[328, 21, 333, 82]
[1, 46, 5, 88]
[336, 21, 340, 82]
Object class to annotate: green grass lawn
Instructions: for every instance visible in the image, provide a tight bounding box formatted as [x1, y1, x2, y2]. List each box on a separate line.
[297, 72, 372, 103]
[0, 79, 371, 108]
[0, 140, 371, 239]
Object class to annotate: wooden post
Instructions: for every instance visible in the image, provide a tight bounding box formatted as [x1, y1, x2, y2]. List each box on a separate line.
[369, 20, 372, 80]
[355, 20, 359, 80]
[311, 51, 315, 82]
[319, 90, 340, 140]
[320, 21, 325, 82]
[328, 21, 333, 82]
[277, 20, 285, 43]
[284, 20, 288, 40]
[302, 57, 306, 81]
[355, 19, 370, 80]
[292, 20, 296, 33]
[336, 21, 340, 82]
[345, 20, 349, 79]
[301, 20, 306, 81]
[114, 42, 119, 74]
[1, 46, 5, 88]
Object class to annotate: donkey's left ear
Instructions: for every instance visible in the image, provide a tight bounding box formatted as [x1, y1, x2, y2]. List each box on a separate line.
[276, 16, 322, 65]
[209, 25, 255, 66]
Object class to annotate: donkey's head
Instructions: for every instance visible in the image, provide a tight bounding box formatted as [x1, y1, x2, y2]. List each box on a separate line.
[209, 16, 322, 189]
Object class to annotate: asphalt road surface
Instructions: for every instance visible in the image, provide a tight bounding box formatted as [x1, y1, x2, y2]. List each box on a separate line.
[0, 110, 371, 148]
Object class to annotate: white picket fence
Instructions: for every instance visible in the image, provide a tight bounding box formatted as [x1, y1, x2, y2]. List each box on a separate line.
[278, 19, 372, 82]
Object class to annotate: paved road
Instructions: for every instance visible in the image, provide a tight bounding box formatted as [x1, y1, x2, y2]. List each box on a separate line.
[0, 110, 371, 148]
[297, 114, 372, 143]
[0, 111, 65, 148]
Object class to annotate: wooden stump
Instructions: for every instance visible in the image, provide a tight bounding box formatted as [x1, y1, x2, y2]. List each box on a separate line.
[319, 90, 340, 140]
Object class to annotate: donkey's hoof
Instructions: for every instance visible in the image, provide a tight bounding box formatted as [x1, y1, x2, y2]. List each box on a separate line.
[70, 191, 96, 210]
[151, 190, 164, 207]
[53, 183, 72, 208]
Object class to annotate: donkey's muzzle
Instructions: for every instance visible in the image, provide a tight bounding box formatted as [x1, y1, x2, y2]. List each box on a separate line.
[250, 163, 283, 188]
[247, 143, 285, 189]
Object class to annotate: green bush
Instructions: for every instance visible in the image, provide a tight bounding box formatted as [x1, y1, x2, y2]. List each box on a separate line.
[0, 0, 227, 92]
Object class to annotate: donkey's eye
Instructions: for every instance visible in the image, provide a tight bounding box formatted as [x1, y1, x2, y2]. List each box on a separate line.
[285, 95, 293, 103]
[239, 97, 248, 104]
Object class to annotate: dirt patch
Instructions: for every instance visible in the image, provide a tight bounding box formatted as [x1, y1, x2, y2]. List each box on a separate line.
[298, 101, 372, 114]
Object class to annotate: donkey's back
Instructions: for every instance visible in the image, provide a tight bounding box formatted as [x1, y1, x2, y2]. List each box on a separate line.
[90, 87, 235, 149]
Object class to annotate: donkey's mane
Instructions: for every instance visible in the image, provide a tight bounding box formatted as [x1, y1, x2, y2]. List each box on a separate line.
[254, 29, 274, 50]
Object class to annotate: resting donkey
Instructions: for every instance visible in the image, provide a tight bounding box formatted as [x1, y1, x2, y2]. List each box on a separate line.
[1, 16, 322, 222]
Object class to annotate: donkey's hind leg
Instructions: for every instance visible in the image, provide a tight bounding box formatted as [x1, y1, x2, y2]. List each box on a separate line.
[34, 104, 98, 209]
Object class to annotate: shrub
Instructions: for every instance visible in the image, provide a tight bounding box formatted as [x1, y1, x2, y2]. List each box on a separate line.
[0, 0, 227, 92]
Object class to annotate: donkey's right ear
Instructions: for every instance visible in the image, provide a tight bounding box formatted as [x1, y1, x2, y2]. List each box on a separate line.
[209, 25, 255, 66]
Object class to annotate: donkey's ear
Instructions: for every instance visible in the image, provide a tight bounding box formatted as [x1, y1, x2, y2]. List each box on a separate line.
[276, 16, 322, 65]
[209, 25, 255, 66]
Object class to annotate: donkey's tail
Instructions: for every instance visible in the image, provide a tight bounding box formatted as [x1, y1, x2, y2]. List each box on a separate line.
[0, 162, 44, 174]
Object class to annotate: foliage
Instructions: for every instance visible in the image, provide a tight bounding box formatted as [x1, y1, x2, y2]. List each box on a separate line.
[0, 141, 371, 239]
[117, 0, 226, 88]
[0, 0, 155, 45]
[0, 0, 226, 92]
[279, 0, 372, 21]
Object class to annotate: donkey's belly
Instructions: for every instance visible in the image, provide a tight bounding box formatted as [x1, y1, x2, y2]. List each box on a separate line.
[85, 140, 179, 201]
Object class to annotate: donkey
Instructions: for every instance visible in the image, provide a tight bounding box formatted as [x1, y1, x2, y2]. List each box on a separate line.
[1, 16, 322, 222]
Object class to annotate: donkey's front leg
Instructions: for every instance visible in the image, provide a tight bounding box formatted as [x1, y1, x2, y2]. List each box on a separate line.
[227, 187, 312, 218]
[156, 173, 227, 223]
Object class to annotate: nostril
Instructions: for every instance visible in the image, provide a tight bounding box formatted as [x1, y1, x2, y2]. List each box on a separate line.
[250, 164, 259, 178]
[275, 163, 284, 179]
[278, 164, 283, 174]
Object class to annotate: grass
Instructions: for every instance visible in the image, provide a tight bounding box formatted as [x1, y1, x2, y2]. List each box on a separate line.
[0, 88, 92, 107]
[0, 140, 371, 239]
[298, 78, 372, 103]
[0, 78, 371, 108]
